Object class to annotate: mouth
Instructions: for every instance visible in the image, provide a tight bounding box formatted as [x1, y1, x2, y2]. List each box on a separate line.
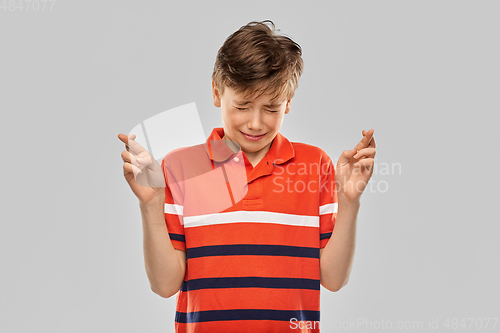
[240, 131, 266, 138]
[240, 130, 267, 141]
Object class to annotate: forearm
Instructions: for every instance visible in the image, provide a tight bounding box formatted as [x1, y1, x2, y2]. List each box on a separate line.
[320, 198, 360, 291]
[140, 196, 184, 297]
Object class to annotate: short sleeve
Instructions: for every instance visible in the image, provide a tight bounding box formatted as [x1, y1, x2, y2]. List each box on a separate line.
[161, 157, 186, 252]
[319, 157, 338, 249]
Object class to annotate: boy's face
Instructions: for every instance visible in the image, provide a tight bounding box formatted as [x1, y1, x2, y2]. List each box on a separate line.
[212, 80, 291, 161]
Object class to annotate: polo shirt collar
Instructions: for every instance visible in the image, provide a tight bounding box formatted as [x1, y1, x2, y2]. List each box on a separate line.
[203, 127, 295, 165]
[266, 129, 295, 165]
[203, 128, 239, 162]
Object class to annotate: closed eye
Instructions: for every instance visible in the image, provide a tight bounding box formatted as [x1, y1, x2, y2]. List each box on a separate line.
[234, 106, 278, 113]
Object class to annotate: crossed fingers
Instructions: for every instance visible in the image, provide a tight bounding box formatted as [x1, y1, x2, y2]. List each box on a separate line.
[353, 129, 376, 161]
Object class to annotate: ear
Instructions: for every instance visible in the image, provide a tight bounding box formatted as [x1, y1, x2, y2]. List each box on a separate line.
[212, 80, 221, 108]
[284, 99, 292, 114]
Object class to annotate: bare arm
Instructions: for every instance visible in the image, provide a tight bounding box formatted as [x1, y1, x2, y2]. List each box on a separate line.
[320, 128, 376, 292]
[319, 198, 360, 292]
[140, 195, 186, 298]
[118, 133, 186, 298]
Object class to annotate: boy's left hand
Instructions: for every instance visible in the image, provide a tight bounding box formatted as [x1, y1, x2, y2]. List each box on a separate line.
[335, 129, 376, 204]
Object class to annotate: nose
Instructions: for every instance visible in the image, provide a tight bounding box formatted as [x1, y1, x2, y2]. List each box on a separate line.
[247, 109, 263, 131]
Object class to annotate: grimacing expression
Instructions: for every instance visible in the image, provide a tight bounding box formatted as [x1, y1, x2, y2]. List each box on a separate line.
[212, 82, 291, 159]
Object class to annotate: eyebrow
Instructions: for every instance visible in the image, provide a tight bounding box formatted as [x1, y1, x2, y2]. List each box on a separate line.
[233, 100, 282, 108]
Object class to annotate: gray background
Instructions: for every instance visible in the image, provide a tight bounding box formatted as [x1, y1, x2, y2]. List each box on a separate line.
[1, 1, 498, 332]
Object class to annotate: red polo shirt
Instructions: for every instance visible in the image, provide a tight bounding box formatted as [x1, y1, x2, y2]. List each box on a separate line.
[162, 127, 338, 333]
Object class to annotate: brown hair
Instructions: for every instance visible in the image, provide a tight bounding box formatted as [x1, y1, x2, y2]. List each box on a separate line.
[212, 20, 304, 103]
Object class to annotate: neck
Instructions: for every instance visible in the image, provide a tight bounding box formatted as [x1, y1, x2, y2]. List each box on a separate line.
[222, 134, 240, 153]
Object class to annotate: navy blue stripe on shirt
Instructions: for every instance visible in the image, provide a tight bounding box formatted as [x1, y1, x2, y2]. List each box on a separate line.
[175, 308, 320, 323]
[169, 233, 185, 242]
[320, 232, 332, 240]
[186, 244, 319, 259]
[180, 276, 320, 292]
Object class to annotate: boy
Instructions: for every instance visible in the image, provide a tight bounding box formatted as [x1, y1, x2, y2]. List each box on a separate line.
[118, 20, 376, 333]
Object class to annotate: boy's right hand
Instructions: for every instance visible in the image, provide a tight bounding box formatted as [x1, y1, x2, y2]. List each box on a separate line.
[118, 133, 166, 206]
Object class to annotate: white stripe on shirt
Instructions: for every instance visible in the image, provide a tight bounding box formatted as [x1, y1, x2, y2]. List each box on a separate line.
[164, 203, 183, 215]
[319, 203, 338, 215]
[182, 210, 319, 228]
